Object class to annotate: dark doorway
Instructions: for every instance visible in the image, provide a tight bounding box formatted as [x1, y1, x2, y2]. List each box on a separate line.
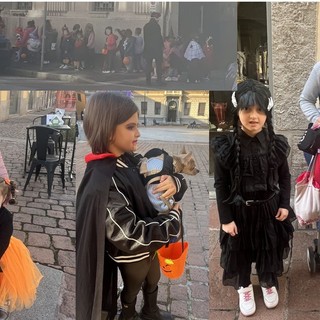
[167, 100, 177, 122]
[238, 2, 268, 82]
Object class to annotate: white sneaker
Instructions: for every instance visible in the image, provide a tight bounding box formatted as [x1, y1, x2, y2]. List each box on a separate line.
[261, 286, 279, 309]
[165, 76, 172, 81]
[237, 284, 256, 316]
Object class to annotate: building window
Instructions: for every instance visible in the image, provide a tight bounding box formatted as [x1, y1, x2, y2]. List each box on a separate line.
[17, 2, 32, 10]
[47, 2, 70, 14]
[198, 103, 206, 116]
[141, 101, 147, 115]
[184, 102, 191, 116]
[154, 102, 161, 115]
[92, 2, 115, 12]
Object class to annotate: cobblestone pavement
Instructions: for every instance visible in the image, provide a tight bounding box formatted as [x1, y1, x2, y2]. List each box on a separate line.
[209, 195, 320, 320]
[0, 112, 75, 320]
[76, 137, 210, 320]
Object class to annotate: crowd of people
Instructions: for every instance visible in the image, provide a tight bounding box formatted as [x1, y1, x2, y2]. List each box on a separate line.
[12, 13, 215, 84]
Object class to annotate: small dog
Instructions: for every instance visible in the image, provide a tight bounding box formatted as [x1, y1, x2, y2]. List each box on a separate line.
[140, 147, 199, 213]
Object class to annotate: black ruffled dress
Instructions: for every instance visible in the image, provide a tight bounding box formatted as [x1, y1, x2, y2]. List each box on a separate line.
[211, 130, 295, 289]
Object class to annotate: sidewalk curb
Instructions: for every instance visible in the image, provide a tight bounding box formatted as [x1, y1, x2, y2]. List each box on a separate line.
[8, 67, 96, 84]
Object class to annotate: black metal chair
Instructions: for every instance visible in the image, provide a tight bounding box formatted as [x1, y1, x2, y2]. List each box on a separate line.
[23, 126, 65, 197]
[27, 115, 62, 167]
[27, 115, 46, 163]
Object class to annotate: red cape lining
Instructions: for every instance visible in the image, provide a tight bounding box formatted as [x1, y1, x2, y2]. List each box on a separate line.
[85, 153, 116, 163]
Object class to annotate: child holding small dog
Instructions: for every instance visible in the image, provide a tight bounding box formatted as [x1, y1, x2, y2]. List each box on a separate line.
[140, 147, 198, 213]
[77, 92, 187, 320]
[212, 79, 295, 317]
[0, 177, 43, 320]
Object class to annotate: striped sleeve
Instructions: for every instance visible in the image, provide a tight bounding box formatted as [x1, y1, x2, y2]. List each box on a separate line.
[105, 177, 181, 260]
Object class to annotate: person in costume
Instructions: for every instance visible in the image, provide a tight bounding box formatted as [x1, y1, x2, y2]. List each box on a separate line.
[76, 92, 187, 320]
[211, 79, 295, 317]
[0, 177, 43, 320]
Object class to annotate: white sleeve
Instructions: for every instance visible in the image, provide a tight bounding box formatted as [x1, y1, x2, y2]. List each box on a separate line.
[299, 62, 320, 124]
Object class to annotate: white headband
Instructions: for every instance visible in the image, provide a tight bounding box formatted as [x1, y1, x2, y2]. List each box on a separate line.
[231, 92, 274, 111]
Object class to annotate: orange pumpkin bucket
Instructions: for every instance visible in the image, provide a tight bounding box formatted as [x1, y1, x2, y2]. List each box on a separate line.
[157, 241, 189, 279]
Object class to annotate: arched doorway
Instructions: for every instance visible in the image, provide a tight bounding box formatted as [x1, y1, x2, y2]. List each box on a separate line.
[167, 100, 177, 123]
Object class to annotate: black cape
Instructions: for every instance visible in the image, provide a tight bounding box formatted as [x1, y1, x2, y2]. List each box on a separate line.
[76, 153, 118, 320]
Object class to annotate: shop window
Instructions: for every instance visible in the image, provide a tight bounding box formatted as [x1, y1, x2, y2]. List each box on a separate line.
[154, 102, 161, 115]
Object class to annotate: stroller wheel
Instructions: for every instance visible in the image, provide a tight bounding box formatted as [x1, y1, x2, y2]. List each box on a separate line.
[307, 246, 317, 273]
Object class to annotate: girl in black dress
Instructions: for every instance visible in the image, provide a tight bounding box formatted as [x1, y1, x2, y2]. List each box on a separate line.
[212, 79, 295, 317]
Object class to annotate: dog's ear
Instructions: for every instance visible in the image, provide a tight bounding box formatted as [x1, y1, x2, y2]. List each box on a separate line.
[183, 151, 193, 162]
[139, 158, 148, 174]
[173, 155, 184, 173]
[180, 146, 187, 154]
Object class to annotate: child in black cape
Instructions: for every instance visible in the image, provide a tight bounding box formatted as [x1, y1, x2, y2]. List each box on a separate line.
[76, 92, 187, 320]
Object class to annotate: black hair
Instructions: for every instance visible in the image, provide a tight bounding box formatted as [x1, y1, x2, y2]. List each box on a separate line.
[135, 27, 141, 35]
[226, 79, 277, 205]
[105, 26, 112, 34]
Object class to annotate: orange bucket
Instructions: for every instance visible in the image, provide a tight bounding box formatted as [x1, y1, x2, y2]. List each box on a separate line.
[157, 242, 189, 279]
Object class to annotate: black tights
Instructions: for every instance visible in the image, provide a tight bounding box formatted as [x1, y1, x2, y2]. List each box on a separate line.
[238, 263, 278, 289]
[118, 254, 160, 304]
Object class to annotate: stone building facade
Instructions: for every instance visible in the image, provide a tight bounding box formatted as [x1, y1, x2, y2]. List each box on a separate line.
[0, 91, 55, 122]
[235, 2, 320, 182]
[269, 2, 320, 181]
[0, 90, 208, 127]
[133, 90, 209, 126]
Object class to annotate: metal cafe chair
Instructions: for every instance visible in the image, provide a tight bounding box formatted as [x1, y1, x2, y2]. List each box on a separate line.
[27, 115, 62, 168]
[23, 126, 65, 197]
[27, 115, 47, 166]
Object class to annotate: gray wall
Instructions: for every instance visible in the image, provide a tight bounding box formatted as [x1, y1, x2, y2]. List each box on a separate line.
[270, 2, 319, 186]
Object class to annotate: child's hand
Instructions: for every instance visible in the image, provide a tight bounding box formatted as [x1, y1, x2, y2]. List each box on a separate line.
[311, 116, 320, 129]
[275, 208, 288, 221]
[222, 221, 238, 237]
[153, 175, 177, 199]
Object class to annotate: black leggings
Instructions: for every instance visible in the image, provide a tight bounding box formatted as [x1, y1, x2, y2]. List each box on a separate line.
[238, 262, 278, 289]
[118, 254, 160, 304]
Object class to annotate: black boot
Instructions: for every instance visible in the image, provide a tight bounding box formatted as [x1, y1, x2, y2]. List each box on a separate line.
[119, 299, 141, 320]
[140, 287, 173, 320]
